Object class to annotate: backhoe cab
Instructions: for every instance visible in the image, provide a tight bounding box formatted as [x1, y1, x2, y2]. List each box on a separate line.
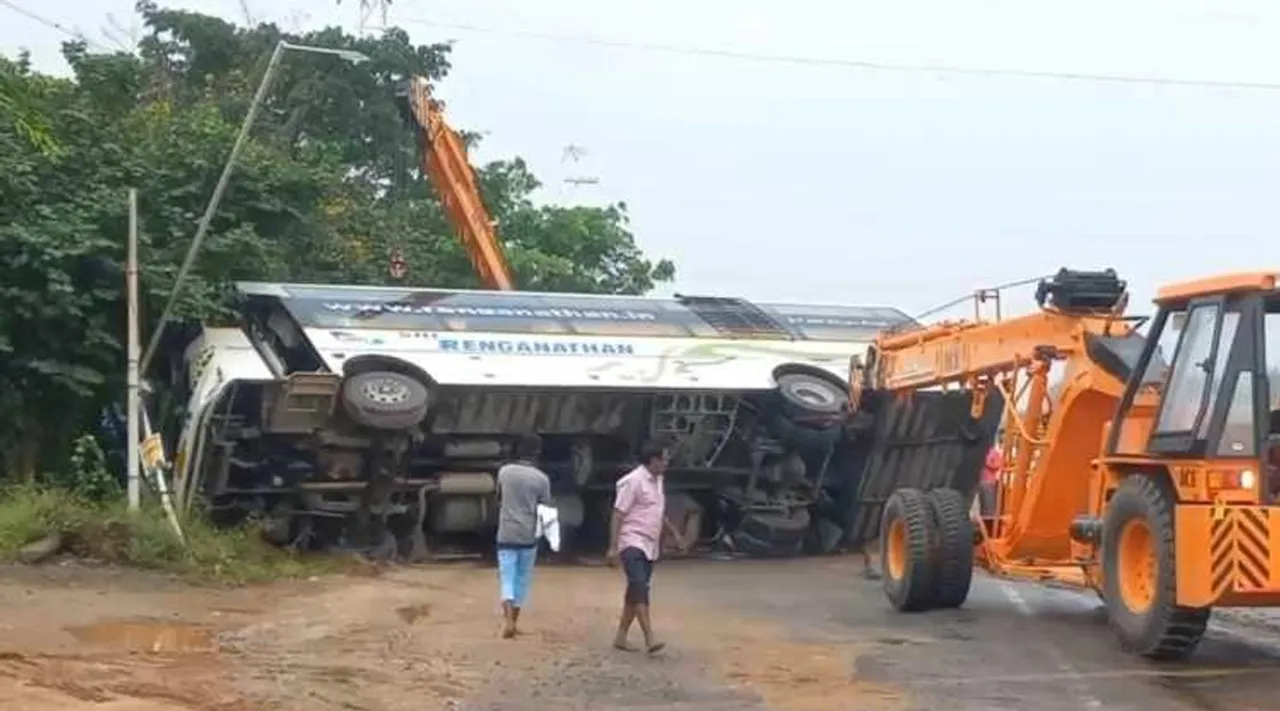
[864, 268, 1280, 661]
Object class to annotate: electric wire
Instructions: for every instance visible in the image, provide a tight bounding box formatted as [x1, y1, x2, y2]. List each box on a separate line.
[8, 0, 1278, 92]
[0, 0, 114, 53]
[399, 17, 1280, 92]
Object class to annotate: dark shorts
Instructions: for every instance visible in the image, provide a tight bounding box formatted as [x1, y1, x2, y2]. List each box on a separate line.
[620, 546, 653, 605]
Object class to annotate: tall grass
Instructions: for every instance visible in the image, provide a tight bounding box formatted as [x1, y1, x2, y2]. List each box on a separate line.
[0, 485, 342, 584]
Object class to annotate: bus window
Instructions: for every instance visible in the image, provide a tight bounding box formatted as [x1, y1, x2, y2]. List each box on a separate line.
[566, 320, 694, 337]
[762, 304, 911, 342]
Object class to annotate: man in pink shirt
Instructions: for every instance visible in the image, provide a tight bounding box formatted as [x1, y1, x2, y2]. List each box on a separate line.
[607, 439, 689, 654]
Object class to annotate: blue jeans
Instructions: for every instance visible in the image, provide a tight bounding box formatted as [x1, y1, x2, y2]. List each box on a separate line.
[497, 546, 539, 607]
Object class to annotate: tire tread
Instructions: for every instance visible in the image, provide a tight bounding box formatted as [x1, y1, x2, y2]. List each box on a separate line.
[1103, 474, 1210, 661]
[880, 488, 937, 612]
[926, 488, 974, 609]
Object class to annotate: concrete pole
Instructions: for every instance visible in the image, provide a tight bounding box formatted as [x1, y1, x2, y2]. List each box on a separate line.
[138, 41, 366, 374]
[139, 40, 286, 373]
[126, 188, 141, 511]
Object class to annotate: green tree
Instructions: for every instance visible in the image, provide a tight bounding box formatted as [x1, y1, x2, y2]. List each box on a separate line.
[0, 53, 60, 156]
[0, 4, 674, 479]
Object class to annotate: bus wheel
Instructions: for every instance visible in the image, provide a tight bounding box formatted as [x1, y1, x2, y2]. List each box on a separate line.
[770, 370, 846, 452]
[880, 488, 936, 612]
[776, 370, 846, 420]
[926, 488, 974, 609]
[1101, 475, 1209, 660]
[341, 370, 430, 431]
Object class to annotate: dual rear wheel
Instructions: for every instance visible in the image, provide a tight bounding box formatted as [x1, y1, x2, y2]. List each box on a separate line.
[879, 487, 974, 612]
[878, 477, 1211, 661]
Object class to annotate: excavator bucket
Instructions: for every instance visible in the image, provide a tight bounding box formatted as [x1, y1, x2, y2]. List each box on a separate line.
[840, 388, 1004, 547]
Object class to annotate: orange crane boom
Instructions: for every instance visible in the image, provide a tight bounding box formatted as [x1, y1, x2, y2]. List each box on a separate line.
[396, 76, 515, 291]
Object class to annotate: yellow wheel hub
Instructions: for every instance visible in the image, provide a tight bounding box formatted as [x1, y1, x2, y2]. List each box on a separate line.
[1117, 517, 1158, 614]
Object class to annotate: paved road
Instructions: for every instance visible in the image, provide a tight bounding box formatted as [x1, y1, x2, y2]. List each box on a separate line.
[649, 557, 1280, 711]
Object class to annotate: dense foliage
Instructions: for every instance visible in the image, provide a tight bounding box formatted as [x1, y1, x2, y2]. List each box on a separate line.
[0, 2, 674, 479]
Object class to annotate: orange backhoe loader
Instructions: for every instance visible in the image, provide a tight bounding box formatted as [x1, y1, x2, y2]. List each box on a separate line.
[854, 267, 1280, 660]
[395, 76, 515, 291]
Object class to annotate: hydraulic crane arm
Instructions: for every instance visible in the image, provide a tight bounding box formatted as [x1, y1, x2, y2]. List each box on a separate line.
[396, 76, 515, 291]
[855, 269, 1142, 569]
[863, 269, 1137, 394]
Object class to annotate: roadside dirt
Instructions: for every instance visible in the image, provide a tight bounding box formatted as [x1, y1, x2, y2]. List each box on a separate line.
[0, 558, 908, 711]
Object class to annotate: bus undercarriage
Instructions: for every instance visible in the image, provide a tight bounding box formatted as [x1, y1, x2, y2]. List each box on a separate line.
[181, 365, 864, 560]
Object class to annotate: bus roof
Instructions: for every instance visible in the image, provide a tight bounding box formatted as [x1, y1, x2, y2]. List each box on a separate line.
[234, 282, 914, 342]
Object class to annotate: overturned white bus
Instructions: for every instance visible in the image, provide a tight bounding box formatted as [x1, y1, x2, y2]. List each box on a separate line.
[166, 282, 914, 560]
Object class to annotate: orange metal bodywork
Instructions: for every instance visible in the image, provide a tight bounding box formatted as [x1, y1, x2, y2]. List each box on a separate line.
[861, 274, 1280, 608]
[865, 308, 1136, 578]
[401, 76, 515, 291]
[1154, 272, 1277, 304]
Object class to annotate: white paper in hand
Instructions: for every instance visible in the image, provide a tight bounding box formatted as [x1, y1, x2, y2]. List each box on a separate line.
[536, 504, 561, 552]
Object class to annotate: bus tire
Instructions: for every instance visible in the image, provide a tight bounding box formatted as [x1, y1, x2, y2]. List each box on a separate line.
[736, 508, 810, 556]
[776, 371, 846, 420]
[926, 488, 974, 609]
[341, 370, 430, 431]
[880, 488, 937, 612]
[1101, 474, 1209, 660]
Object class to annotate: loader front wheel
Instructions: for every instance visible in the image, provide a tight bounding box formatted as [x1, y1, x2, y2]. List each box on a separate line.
[927, 488, 975, 609]
[1101, 474, 1209, 660]
[880, 488, 937, 612]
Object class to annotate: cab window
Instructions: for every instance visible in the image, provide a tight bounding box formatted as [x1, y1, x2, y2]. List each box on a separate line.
[1154, 305, 1219, 434]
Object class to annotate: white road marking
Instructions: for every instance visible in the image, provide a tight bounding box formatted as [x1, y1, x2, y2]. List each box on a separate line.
[998, 581, 1105, 709]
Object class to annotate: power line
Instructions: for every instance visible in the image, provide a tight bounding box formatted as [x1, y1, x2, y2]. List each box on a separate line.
[7, 0, 1274, 92]
[401, 17, 1280, 92]
[0, 0, 114, 53]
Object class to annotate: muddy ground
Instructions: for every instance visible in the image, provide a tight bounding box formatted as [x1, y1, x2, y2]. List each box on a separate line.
[3, 556, 1280, 711]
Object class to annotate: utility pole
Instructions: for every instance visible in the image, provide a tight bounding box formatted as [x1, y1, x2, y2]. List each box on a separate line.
[139, 41, 368, 375]
[125, 188, 141, 511]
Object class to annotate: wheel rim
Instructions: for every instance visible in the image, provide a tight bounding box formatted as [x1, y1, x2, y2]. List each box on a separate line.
[1117, 517, 1157, 614]
[362, 377, 410, 405]
[886, 517, 907, 581]
[791, 383, 835, 406]
[783, 377, 839, 409]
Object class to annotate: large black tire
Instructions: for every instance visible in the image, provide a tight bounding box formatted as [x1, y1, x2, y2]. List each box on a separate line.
[880, 488, 937, 612]
[735, 508, 811, 557]
[768, 369, 846, 453]
[1101, 475, 1210, 660]
[926, 488, 975, 609]
[776, 371, 846, 420]
[341, 370, 430, 431]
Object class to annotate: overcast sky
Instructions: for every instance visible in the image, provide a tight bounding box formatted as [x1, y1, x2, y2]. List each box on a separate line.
[3, 0, 1279, 318]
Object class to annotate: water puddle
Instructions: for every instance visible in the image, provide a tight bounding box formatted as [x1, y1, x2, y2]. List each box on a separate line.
[66, 619, 218, 654]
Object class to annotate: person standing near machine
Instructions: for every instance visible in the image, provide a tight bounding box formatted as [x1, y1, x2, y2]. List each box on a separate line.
[607, 439, 689, 654]
[496, 434, 553, 639]
[979, 441, 1004, 517]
